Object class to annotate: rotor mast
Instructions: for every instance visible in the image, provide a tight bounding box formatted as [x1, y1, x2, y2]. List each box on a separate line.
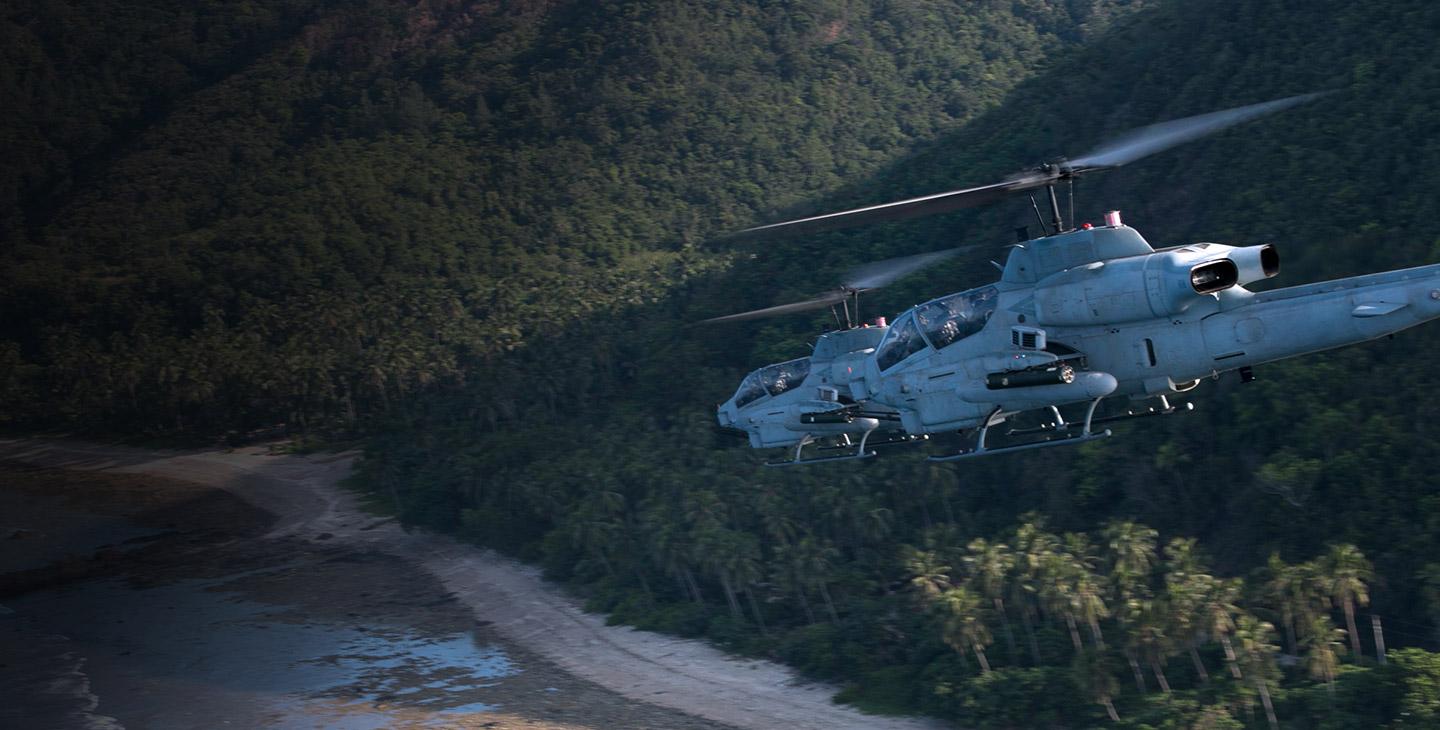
[1046, 177, 1065, 234]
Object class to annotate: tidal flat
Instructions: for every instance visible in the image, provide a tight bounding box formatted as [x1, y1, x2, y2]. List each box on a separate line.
[0, 461, 733, 730]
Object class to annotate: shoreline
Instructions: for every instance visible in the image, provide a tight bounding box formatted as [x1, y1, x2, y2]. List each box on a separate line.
[0, 437, 948, 730]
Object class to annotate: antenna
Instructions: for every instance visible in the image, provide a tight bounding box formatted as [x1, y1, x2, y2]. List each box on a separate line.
[1067, 178, 1075, 232]
[1028, 193, 1049, 236]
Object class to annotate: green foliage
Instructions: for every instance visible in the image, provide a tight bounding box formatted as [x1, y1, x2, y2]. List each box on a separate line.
[1383, 650, 1440, 727]
[922, 664, 1083, 728]
[777, 622, 871, 681]
[634, 602, 720, 639]
[1122, 695, 1247, 730]
[1, 0, 1125, 439]
[833, 666, 920, 716]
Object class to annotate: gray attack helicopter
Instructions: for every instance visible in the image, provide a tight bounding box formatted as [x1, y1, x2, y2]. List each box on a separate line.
[711, 92, 1440, 466]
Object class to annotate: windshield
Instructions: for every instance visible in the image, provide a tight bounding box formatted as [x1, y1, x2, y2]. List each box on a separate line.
[733, 357, 812, 408]
[914, 286, 998, 350]
[733, 371, 768, 408]
[760, 358, 810, 396]
[875, 314, 928, 371]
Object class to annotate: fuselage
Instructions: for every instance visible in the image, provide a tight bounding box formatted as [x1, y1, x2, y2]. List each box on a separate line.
[721, 223, 1440, 449]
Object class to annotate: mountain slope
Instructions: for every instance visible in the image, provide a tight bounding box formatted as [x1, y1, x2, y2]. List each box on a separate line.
[1, 0, 1146, 433]
[355, 0, 1440, 726]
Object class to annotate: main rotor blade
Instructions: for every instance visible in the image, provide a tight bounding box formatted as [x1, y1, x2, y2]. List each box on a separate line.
[842, 246, 970, 291]
[700, 290, 850, 325]
[736, 178, 1038, 238]
[730, 92, 1326, 238]
[1065, 91, 1330, 171]
[702, 246, 969, 324]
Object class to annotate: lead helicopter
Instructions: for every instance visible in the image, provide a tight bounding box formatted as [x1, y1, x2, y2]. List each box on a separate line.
[710, 92, 1440, 466]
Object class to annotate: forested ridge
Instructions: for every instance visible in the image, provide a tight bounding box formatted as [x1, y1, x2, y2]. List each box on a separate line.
[2, 0, 1126, 432]
[6, 0, 1440, 727]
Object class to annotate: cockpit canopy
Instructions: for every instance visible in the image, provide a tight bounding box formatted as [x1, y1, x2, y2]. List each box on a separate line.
[733, 357, 812, 408]
[875, 285, 998, 370]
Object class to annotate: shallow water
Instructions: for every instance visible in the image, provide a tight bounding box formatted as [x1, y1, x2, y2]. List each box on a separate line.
[3, 571, 516, 729]
[0, 488, 160, 573]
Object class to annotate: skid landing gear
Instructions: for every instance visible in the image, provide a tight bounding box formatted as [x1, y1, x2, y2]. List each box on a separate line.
[928, 395, 1194, 462]
[1007, 395, 1193, 436]
[929, 400, 1111, 463]
[765, 430, 879, 467]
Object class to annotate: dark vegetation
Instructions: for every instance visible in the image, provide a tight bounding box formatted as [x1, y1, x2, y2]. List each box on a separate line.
[5, 0, 1440, 726]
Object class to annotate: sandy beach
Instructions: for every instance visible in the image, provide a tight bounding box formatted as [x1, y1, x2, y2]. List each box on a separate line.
[0, 438, 947, 730]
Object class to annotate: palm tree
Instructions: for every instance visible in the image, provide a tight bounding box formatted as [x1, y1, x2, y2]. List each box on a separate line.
[770, 543, 817, 624]
[567, 505, 619, 576]
[1104, 520, 1158, 597]
[735, 546, 770, 636]
[1164, 537, 1203, 578]
[521, 474, 568, 523]
[1301, 612, 1344, 699]
[922, 524, 969, 559]
[1200, 577, 1245, 680]
[611, 513, 656, 609]
[1040, 550, 1084, 653]
[363, 444, 405, 513]
[965, 538, 1020, 664]
[1130, 597, 1173, 693]
[791, 535, 841, 623]
[650, 520, 702, 604]
[1323, 543, 1373, 660]
[800, 535, 840, 624]
[926, 462, 962, 523]
[1164, 537, 1212, 685]
[1013, 518, 1055, 665]
[907, 548, 953, 603]
[940, 586, 993, 674]
[1420, 562, 1440, 646]
[1104, 520, 1156, 693]
[681, 488, 727, 534]
[697, 528, 745, 618]
[1260, 552, 1309, 656]
[1072, 648, 1120, 722]
[1065, 533, 1109, 651]
[1235, 613, 1281, 730]
[711, 530, 769, 635]
[858, 500, 895, 546]
[363, 355, 391, 411]
[755, 488, 798, 547]
[1268, 553, 1344, 666]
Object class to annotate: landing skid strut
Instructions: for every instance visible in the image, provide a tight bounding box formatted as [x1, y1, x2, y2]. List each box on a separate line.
[765, 430, 878, 467]
[928, 399, 1112, 463]
[1007, 395, 1193, 436]
[928, 396, 1193, 462]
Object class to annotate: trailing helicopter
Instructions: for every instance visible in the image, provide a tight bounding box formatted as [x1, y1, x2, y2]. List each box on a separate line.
[711, 92, 1440, 466]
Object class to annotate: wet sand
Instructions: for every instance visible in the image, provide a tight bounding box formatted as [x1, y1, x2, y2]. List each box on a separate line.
[0, 439, 947, 730]
[0, 462, 732, 730]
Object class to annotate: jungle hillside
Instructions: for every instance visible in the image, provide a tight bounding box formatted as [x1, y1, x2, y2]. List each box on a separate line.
[4, 0, 1440, 727]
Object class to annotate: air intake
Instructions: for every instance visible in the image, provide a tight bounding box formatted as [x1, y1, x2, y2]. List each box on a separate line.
[1012, 326, 1047, 350]
[1189, 259, 1239, 294]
